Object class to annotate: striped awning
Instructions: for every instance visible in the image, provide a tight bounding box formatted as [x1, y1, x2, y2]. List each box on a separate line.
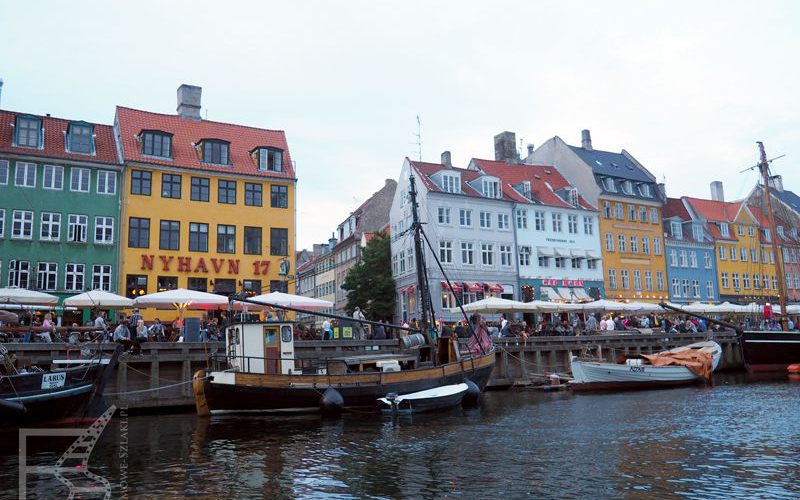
[441, 281, 463, 293]
[540, 286, 562, 300]
[463, 281, 483, 293]
[485, 283, 504, 293]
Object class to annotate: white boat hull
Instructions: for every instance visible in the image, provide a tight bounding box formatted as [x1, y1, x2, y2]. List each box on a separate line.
[569, 341, 722, 391]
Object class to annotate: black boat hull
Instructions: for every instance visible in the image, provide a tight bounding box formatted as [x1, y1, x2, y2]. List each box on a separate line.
[379, 389, 467, 414]
[740, 331, 800, 372]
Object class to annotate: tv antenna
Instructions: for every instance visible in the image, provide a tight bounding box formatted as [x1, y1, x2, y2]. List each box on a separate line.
[414, 115, 422, 161]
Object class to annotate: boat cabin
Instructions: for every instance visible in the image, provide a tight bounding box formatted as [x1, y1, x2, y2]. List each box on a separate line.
[225, 322, 296, 375]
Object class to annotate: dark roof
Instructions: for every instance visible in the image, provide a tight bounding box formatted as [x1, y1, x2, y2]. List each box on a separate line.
[771, 187, 800, 213]
[568, 146, 652, 182]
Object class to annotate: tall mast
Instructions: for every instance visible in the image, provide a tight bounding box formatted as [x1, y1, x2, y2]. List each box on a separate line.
[757, 141, 788, 329]
[408, 173, 434, 334]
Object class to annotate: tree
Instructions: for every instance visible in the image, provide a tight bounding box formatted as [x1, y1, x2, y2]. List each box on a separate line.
[341, 232, 396, 320]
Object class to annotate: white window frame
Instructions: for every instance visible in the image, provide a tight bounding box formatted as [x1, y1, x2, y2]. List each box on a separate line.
[438, 207, 451, 225]
[43, 165, 64, 190]
[68, 214, 88, 243]
[0, 159, 8, 184]
[70, 167, 91, 192]
[518, 246, 531, 266]
[94, 216, 114, 244]
[36, 262, 58, 291]
[481, 243, 494, 266]
[534, 211, 545, 231]
[0, 209, 4, 238]
[459, 209, 472, 227]
[516, 209, 528, 229]
[461, 242, 474, 265]
[15, 162, 36, 188]
[12, 210, 34, 240]
[583, 216, 593, 235]
[96, 170, 117, 195]
[497, 213, 510, 230]
[500, 245, 512, 267]
[567, 214, 578, 234]
[479, 211, 491, 229]
[64, 263, 85, 292]
[439, 240, 453, 263]
[8, 260, 31, 288]
[40, 212, 61, 241]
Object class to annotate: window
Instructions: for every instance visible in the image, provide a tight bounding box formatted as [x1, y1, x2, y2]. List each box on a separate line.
[679, 250, 688, 267]
[773, 275, 778, 290]
[606, 233, 614, 251]
[244, 227, 262, 255]
[65, 122, 93, 154]
[748, 226, 755, 237]
[571, 258, 581, 269]
[753, 274, 761, 289]
[603, 178, 616, 192]
[645, 271, 653, 291]
[0, 160, 7, 184]
[630, 235, 639, 253]
[36, 262, 57, 291]
[622, 180, 633, 195]
[620, 269, 629, 289]
[441, 292, 456, 309]
[190, 177, 210, 201]
[461, 242, 474, 265]
[65, 263, 85, 292]
[650, 208, 658, 224]
[128, 218, 150, 248]
[732, 273, 740, 290]
[588, 258, 598, 270]
[189, 223, 209, 252]
[704, 281, 714, 298]
[670, 250, 678, 267]
[184, 277, 207, 293]
[482, 179, 499, 198]
[639, 206, 647, 222]
[633, 270, 642, 290]
[97, 170, 116, 194]
[627, 205, 636, 221]
[583, 216, 593, 235]
[70, 167, 90, 192]
[737, 224, 745, 236]
[653, 238, 662, 255]
[741, 248, 748, 262]
[763, 229, 772, 242]
[551, 213, 562, 232]
[460, 209, 472, 227]
[497, 213, 510, 230]
[603, 201, 612, 218]
[681, 279, 691, 297]
[159, 220, 180, 250]
[8, 260, 31, 288]
[721, 273, 730, 288]
[39, 212, 61, 241]
[271, 185, 288, 208]
[479, 211, 492, 228]
[719, 246, 726, 260]
[66, 214, 88, 243]
[500, 245, 512, 266]
[0, 209, 5, 238]
[690, 251, 698, 268]
[11, 210, 33, 240]
[534, 211, 545, 231]
[567, 214, 578, 234]
[15, 116, 42, 147]
[692, 224, 703, 241]
[142, 131, 172, 158]
[442, 174, 459, 193]
[639, 184, 652, 197]
[157, 276, 179, 292]
[516, 209, 528, 229]
[270, 228, 289, 256]
[763, 274, 770, 290]
[217, 225, 236, 253]
[719, 223, 730, 238]
[438, 207, 451, 224]
[42, 165, 63, 190]
[245, 183, 263, 206]
[704, 253, 712, 268]
[481, 244, 494, 266]
[439, 241, 453, 263]
[538, 255, 549, 267]
[161, 173, 182, 199]
[751, 249, 758, 262]
[618, 234, 626, 252]
[615, 203, 623, 219]
[218, 180, 237, 204]
[125, 274, 148, 298]
[670, 221, 683, 239]
[642, 237, 650, 254]
[555, 257, 566, 268]
[202, 140, 229, 165]
[257, 147, 282, 172]
[92, 265, 112, 291]
[608, 269, 617, 290]
[518, 246, 531, 266]
[656, 271, 665, 291]
[15, 162, 36, 187]
[95, 217, 114, 244]
[672, 279, 681, 297]
[743, 273, 751, 289]
[129, 170, 151, 196]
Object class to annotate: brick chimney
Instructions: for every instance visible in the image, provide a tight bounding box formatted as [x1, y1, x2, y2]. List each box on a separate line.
[177, 84, 202, 120]
[494, 131, 517, 162]
[526, 143, 535, 156]
[441, 151, 452, 168]
[769, 175, 784, 193]
[710, 181, 724, 202]
[581, 129, 592, 150]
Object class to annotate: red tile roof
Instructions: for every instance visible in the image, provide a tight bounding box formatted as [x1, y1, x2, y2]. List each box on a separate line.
[408, 159, 486, 199]
[472, 158, 596, 210]
[663, 197, 691, 220]
[115, 106, 294, 179]
[683, 197, 742, 223]
[0, 109, 118, 165]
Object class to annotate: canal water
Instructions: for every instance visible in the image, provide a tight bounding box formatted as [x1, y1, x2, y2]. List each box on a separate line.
[2, 373, 799, 499]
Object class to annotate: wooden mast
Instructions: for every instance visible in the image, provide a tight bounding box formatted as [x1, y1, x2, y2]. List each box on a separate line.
[408, 172, 435, 337]
[757, 141, 788, 329]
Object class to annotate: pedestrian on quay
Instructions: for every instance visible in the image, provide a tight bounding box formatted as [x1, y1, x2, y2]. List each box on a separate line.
[323, 318, 332, 340]
[353, 306, 367, 340]
[114, 319, 132, 351]
[129, 308, 143, 334]
[373, 320, 386, 340]
[94, 311, 109, 341]
[585, 314, 598, 333]
[38, 313, 56, 343]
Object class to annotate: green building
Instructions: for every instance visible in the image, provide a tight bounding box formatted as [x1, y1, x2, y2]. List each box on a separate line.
[0, 109, 122, 309]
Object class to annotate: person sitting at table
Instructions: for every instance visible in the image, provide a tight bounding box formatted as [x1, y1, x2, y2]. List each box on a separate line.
[148, 318, 165, 341]
[114, 319, 132, 351]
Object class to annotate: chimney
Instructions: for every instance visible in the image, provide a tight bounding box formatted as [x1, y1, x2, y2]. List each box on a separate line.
[581, 129, 592, 150]
[0, 78, 4, 107]
[526, 143, 535, 156]
[176, 84, 202, 120]
[769, 175, 784, 193]
[710, 181, 724, 202]
[494, 131, 518, 162]
[441, 151, 452, 168]
[657, 182, 666, 198]
[328, 234, 338, 248]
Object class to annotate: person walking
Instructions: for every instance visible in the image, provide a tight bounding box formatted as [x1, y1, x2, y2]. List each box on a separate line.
[323, 319, 332, 341]
[353, 307, 367, 340]
[39, 313, 56, 342]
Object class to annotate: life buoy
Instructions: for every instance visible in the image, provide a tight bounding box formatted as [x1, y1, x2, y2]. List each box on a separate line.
[787, 363, 800, 374]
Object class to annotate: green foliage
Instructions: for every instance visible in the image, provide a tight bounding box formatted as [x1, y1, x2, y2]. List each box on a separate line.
[341, 232, 396, 320]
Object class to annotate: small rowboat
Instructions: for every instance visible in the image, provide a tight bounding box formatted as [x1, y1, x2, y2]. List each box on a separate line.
[378, 383, 469, 413]
[569, 341, 722, 391]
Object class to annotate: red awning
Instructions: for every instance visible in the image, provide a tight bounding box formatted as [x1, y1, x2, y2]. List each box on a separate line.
[463, 281, 483, 293]
[485, 283, 504, 293]
[440, 281, 463, 293]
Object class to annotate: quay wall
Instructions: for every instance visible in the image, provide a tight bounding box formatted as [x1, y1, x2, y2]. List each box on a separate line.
[4, 331, 742, 409]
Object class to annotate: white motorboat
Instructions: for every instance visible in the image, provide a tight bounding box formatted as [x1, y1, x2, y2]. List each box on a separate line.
[569, 341, 722, 391]
[377, 383, 470, 413]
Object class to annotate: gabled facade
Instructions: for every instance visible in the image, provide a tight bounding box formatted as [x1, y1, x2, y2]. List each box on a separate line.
[0, 109, 121, 308]
[115, 85, 296, 314]
[468, 157, 604, 302]
[662, 198, 719, 303]
[389, 156, 518, 322]
[528, 130, 668, 302]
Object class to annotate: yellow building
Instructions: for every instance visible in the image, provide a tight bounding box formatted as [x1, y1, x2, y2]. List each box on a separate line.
[684, 197, 777, 303]
[115, 86, 295, 318]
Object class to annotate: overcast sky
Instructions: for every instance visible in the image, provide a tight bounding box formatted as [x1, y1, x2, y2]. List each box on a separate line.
[2, 1, 798, 249]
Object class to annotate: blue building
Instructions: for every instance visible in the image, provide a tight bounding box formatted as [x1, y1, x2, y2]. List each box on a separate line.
[663, 198, 719, 303]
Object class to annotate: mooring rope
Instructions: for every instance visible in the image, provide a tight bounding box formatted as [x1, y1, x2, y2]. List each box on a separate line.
[103, 375, 209, 396]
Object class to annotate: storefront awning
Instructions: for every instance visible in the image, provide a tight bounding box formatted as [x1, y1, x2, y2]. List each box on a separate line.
[463, 281, 483, 293]
[540, 286, 562, 300]
[558, 287, 577, 300]
[570, 249, 586, 257]
[586, 250, 600, 259]
[573, 288, 591, 300]
[399, 284, 416, 295]
[554, 248, 570, 257]
[440, 281, 462, 293]
[485, 283, 504, 293]
[537, 247, 554, 257]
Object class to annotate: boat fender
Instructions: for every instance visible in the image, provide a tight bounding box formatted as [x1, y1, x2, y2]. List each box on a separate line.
[788, 363, 800, 374]
[0, 398, 26, 414]
[461, 379, 480, 408]
[320, 387, 344, 416]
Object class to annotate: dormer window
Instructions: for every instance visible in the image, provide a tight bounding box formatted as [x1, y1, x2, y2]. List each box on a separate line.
[257, 147, 283, 172]
[602, 177, 616, 192]
[482, 179, 500, 199]
[621, 180, 633, 195]
[670, 220, 683, 239]
[692, 224, 703, 241]
[763, 228, 772, 242]
[719, 222, 729, 238]
[639, 183, 652, 197]
[201, 140, 230, 165]
[15, 116, 43, 148]
[441, 174, 460, 193]
[568, 188, 579, 207]
[521, 181, 531, 199]
[792, 228, 798, 239]
[777, 225, 785, 237]
[67, 122, 94, 154]
[142, 131, 172, 158]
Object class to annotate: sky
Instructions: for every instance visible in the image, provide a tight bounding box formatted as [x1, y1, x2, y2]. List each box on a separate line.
[2, 1, 799, 249]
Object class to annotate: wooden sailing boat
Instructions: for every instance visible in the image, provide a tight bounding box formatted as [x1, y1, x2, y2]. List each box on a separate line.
[739, 142, 800, 372]
[192, 173, 496, 415]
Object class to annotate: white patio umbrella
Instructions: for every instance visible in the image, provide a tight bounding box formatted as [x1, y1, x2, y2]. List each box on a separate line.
[580, 299, 639, 313]
[680, 302, 717, 314]
[515, 300, 562, 313]
[448, 296, 529, 314]
[625, 301, 665, 313]
[787, 304, 800, 315]
[0, 287, 58, 306]
[711, 301, 740, 314]
[240, 292, 334, 310]
[134, 288, 229, 310]
[63, 289, 134, 309]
